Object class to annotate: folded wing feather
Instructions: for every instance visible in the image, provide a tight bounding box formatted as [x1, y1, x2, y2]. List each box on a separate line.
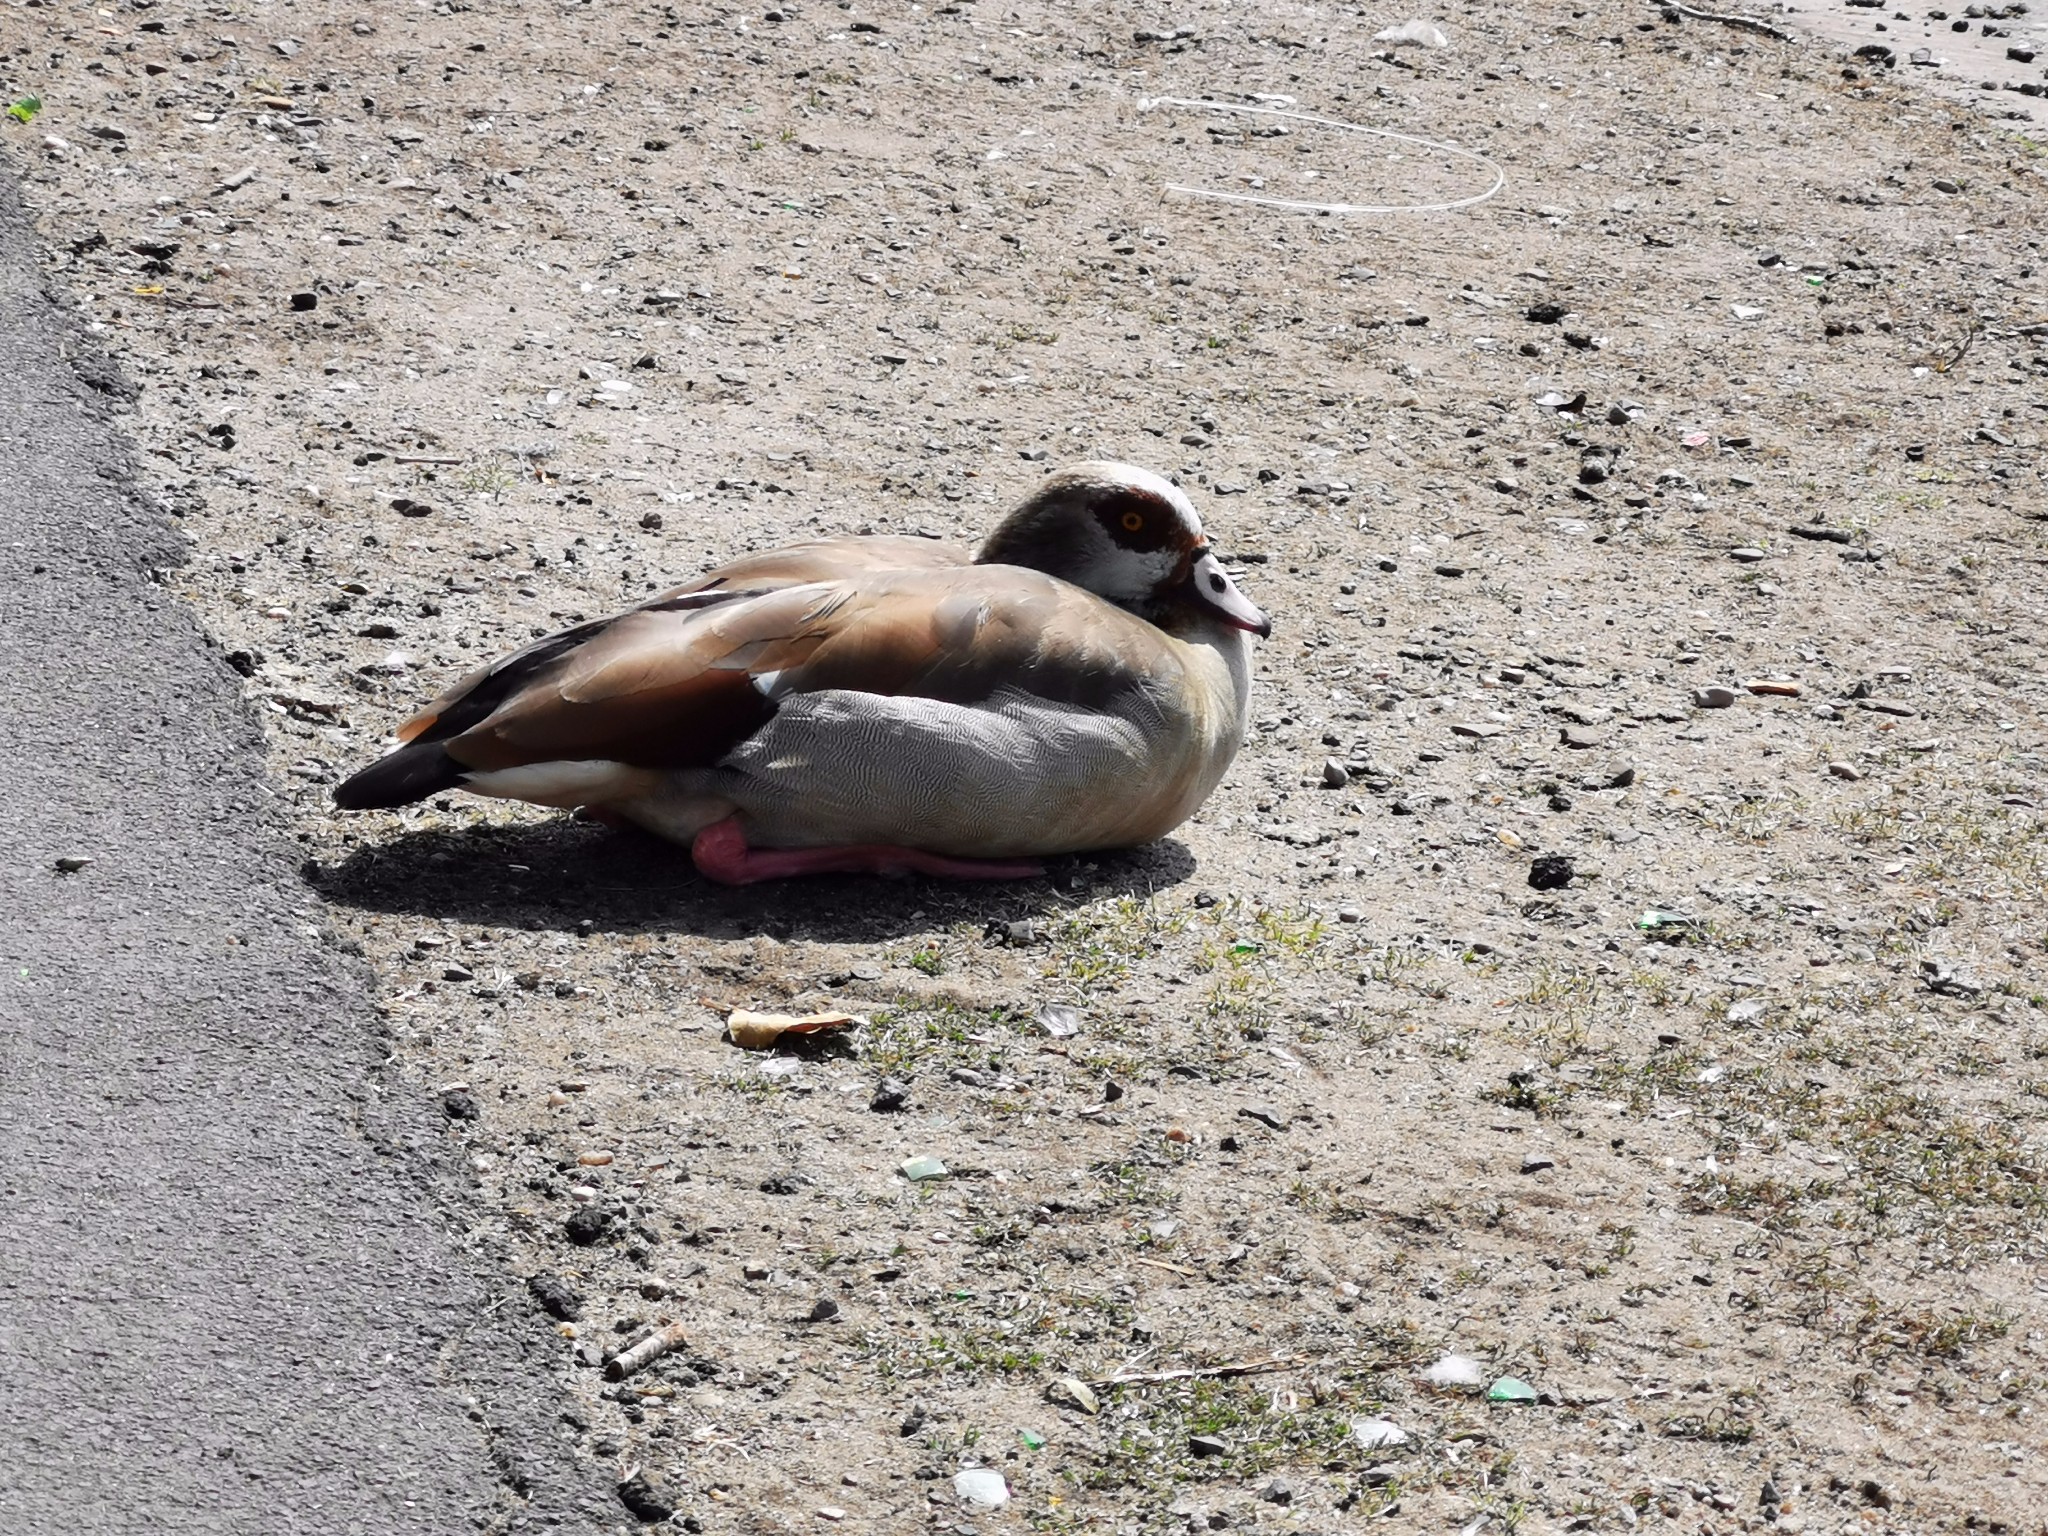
[427, 567, 1182, 779]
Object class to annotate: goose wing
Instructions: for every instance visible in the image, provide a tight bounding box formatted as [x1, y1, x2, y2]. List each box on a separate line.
[437, 565, 1184, 775]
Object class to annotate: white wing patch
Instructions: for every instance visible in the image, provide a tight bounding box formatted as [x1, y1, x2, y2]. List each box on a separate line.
[465, 759, 641, 806]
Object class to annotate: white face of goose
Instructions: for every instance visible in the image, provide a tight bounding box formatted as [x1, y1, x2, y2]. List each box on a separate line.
[1053, 463, 1272, 637]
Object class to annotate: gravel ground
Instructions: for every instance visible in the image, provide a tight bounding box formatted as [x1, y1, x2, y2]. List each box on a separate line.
[8, 1, 2048, 1532]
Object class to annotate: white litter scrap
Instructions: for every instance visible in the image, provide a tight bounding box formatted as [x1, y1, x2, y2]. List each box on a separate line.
[1352, 1415, 1412, 1450]
[1136, 96, 1505, 216]
[1423, 1352, 1489, 1389]
[953, 1468, 1010, 1508]
[1374, 18, 1448, 47]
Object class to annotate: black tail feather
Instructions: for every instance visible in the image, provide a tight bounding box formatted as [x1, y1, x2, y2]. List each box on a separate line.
[333, 741, 469, 810]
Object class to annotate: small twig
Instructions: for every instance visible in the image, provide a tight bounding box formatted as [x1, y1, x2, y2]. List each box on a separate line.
[1133, 1256, 1197, 1278]
[1657, 0, 1793, 41]
[1936, 321, 1981, 373]
[1089, 1354, 1306, 1389]
[393, 454, 464, 466]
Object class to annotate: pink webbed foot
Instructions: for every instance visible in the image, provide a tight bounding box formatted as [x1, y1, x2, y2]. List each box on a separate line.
[690, 816, 1044, 887]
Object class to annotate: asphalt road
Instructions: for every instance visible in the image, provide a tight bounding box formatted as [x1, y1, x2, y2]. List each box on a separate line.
[0, 165, 602, 1533]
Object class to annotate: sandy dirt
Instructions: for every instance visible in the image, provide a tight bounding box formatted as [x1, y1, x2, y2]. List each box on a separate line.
[1790, 0, 2048, 124]
[7, 0, 2048, 1532]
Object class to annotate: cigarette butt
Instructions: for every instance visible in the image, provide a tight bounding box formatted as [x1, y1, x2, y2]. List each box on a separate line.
[604, 1320, 688, 1382]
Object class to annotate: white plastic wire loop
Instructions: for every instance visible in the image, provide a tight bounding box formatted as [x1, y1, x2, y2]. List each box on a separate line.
[1137, 95, 1506, 216]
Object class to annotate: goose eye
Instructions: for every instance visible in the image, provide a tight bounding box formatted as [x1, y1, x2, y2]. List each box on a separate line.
[1208, 571, 1228, 593]
[1120, 511, 1145, 532]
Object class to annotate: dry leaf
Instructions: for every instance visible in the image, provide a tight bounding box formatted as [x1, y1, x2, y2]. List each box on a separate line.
[726, 1008, 864, 1050]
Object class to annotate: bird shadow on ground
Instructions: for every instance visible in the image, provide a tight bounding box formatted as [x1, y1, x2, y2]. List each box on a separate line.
[306, 815, 1200, 944]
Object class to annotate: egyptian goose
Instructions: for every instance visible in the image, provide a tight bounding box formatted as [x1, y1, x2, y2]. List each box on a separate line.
[333, 462, 1269, 884]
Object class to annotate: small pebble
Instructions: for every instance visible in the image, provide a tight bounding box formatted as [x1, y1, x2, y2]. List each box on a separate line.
[617, 1472, 675, 1523]
[1827, 761, 1863, 781]
[1692, 685, 1739, 709]
[870, 1078, 911, 1112]
[563, 1207, 611, 1246]
[1321, 757, 1351, 788]
[528, 1272, 583, 1321]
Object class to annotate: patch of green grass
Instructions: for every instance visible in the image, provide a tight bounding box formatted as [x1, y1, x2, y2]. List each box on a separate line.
[1848, 1297, 2013, 1362]
[1079, 1376, 1357, 1494]
[1512, 963, 1600, 1011]
[1044, 895, 1188, 995]
[1685, 1172, 1834, 1233]
[859, 1001, 1008, 1079]
[1683, 790, 1808, 845]
[1838, 1089, 2048, 1243]
[860, 1308, 1056, 1382]
[1661, 1405, 1756, 1443]
[455, 454, 521, 499]
[1173, 899, 1329, 1045]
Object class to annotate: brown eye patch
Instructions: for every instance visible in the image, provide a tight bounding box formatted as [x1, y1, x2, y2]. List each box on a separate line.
[1094, 488, 1180, 553]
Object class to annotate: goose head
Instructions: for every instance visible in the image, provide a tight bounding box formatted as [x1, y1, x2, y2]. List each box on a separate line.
[974, 461, 1271, 638]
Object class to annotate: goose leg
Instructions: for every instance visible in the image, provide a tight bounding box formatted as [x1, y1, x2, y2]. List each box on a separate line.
[691, 816, 1044, 886]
